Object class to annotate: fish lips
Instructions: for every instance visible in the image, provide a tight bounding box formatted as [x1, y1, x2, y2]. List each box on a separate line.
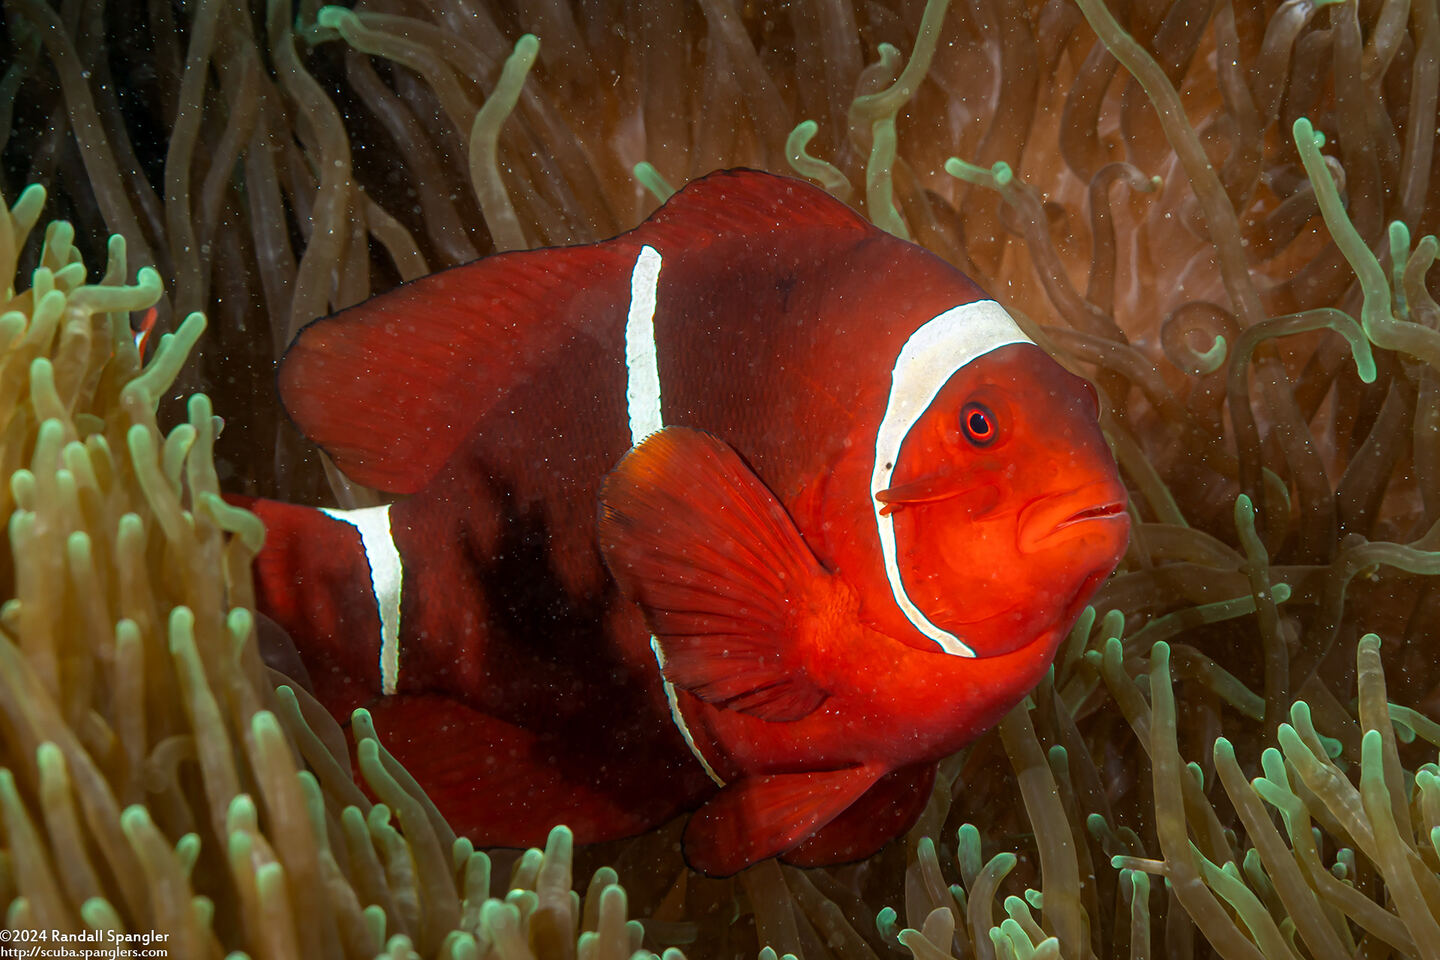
[1017, 483, 1129, 554]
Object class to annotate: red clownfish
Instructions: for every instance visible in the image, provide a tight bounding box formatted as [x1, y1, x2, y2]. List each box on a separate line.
[238, 170, 1129, 876]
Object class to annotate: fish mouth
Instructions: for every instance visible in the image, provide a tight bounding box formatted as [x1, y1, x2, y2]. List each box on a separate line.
[1018, 484, 1129, 553]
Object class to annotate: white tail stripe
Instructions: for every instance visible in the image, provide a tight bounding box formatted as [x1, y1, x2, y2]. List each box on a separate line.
[322, 504, 403, 695]
[625, 245, 664, 445]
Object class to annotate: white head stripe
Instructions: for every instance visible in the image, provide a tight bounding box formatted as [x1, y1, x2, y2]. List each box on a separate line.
[624, 245, 664, 445]
[322, 504, 403, 695]
[870, 299, 1032, 657]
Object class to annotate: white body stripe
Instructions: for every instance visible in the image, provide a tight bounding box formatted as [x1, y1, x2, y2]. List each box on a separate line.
[652, 638, 724, 785]
[620, 246, 724, 786]
[870, 300, 1032, 657]
[322, 504, 403, 695]
[625, 245, 664, 445]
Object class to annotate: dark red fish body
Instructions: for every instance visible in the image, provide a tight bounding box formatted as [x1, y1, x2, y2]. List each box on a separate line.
[242, 170, 1129, 875]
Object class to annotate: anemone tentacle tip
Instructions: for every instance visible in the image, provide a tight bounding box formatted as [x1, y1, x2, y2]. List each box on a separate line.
[315, 5, 350, 28]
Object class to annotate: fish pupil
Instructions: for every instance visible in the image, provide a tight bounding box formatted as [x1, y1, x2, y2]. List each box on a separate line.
[961, 403, 995, 445]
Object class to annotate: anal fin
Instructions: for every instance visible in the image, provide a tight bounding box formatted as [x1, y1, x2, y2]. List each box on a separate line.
[682, 766, 882, 876]
[780, 762, 936, 867]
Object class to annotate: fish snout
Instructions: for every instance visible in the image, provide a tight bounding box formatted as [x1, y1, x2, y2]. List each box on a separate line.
[1017, 482, 1129, 554]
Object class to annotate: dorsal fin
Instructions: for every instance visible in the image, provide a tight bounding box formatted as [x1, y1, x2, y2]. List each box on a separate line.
[277, 169, 876, 493]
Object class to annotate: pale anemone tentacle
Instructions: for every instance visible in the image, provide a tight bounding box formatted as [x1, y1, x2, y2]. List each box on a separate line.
[871, 300, 1032, 658]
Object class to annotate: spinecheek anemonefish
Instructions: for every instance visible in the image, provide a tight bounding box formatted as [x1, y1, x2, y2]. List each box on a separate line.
[234, 169, 1130, 876]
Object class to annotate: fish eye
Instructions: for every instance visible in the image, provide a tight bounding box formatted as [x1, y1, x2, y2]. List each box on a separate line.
[960, 402, 996, 446]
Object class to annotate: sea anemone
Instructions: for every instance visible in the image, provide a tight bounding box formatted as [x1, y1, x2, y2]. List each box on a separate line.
[0, 187, 675, 957]
[2, 0, 1438, 956]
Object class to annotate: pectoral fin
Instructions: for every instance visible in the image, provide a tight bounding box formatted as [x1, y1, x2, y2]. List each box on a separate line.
[682, 766, 883, 876]
[599, 427, 834, 722]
